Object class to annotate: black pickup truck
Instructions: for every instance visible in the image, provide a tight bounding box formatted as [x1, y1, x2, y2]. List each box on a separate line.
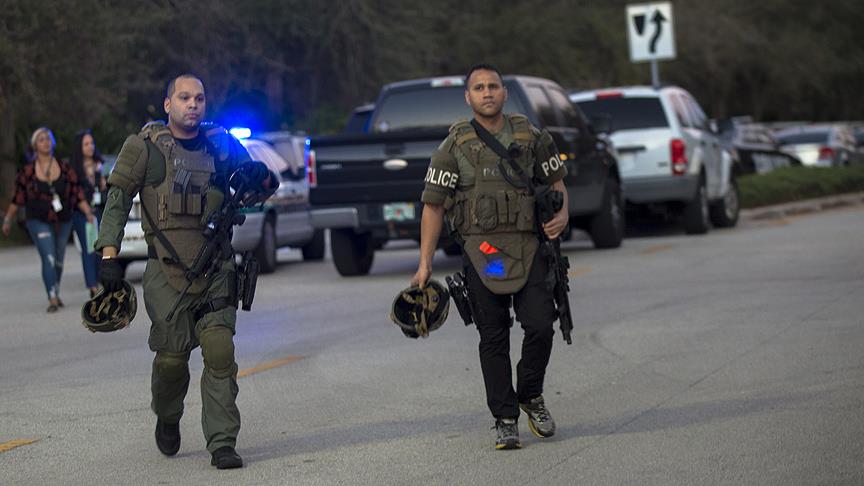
[307, 75, 623, 276]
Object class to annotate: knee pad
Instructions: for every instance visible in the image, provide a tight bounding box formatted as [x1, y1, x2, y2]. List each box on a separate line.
[199, 327, 236, 379]
[154, 352, 189, 383]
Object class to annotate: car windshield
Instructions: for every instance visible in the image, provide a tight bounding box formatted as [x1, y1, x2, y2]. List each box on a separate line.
[371, 84, 526, 133]
[776, 131, 829, 145]
[575, 97, 668, 132]
[344, 109, 373, 133]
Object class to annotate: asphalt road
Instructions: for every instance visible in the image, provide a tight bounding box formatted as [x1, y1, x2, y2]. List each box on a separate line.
[1, 206, 863, 485]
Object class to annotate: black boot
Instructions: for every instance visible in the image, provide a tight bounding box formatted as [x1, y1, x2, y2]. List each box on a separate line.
[211, 446, 243, 469]
[155, 418, 180, 456]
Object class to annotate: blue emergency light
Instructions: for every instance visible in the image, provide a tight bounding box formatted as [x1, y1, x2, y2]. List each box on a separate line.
[229, 127, 252, 139]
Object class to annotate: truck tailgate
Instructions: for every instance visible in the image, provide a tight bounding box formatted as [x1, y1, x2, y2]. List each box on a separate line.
[310, 131, 447, 205]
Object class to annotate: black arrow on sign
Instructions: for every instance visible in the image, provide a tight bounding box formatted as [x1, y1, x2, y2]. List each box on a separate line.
[633, 14, 646, 36]
[649, 10, 667, 53]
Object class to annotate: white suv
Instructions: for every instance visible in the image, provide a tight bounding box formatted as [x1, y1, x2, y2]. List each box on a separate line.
[570, 86, 739, 233]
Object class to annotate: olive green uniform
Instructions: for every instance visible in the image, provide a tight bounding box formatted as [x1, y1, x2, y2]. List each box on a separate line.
[421, 114, 567, 418]
[95, 122, 252, 453]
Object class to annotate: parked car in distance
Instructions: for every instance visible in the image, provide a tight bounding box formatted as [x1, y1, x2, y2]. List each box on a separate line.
[570, 85, 740, 233]
[114, 130, 324, 276]
[717, 118, 801, 174]
[775, 124, 861, 167]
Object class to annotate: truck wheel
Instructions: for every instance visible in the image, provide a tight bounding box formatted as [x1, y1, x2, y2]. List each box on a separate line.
[256, 218, 278, 274]
[709, 178, 740, 228]
[683, 180, 710, 235]
[301, 229, 326, 261]
[331, 228, 374, 276]
[589, 178, 624, 249]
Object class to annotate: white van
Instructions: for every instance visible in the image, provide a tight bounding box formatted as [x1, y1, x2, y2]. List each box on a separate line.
[570, 86, 739, 233]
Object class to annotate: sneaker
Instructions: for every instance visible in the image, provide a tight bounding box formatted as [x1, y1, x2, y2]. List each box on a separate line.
[493, 418, 521, 450]
[155, 418, 181, 456]
[211, 446, 243, 469]
[519, 395, 556, 438]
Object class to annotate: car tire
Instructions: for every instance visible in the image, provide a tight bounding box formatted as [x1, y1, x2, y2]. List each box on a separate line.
[255, 218, 278, 274]
[301, 229, 326, 261]
[589, 178, 624, 249]
[683, 179, 710, 235]
[331, 228, 374, 276]
[709, 178, 740, 228]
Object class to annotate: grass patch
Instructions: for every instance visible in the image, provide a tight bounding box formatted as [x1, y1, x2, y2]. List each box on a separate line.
[738, 165, 864, 209]
[0, 220, 32, 248]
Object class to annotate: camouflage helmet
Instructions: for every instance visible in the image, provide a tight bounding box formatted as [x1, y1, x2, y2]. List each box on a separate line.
[82, 281, 138, 333]
[390, 279, 450, 339]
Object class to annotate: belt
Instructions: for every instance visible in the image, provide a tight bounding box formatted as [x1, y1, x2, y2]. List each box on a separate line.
[148, 246, 179, 264]
[194, 297, 236, 322]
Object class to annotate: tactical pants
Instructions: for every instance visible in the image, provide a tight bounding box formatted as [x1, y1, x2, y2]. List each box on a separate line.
[464, 251, 557, 419]
[142, 257, 240, 453]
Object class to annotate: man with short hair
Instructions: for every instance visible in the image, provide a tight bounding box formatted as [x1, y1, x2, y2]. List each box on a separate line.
[412, 64, 569, 449]
[95, 74, 275, 468]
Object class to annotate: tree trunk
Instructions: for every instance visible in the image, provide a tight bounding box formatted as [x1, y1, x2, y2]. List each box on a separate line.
[0, 84, 18, 211]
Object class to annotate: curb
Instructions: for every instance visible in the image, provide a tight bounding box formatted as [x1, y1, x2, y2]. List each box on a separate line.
[741, 192, 864, 221]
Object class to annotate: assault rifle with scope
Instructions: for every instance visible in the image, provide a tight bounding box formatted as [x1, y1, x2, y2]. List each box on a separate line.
[165, 170, 265, 322]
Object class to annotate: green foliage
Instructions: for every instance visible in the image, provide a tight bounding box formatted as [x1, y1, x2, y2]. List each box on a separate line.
[0, 0, 862, 162]
[738, 165, 864, 208]
[0, 219, 31, 248]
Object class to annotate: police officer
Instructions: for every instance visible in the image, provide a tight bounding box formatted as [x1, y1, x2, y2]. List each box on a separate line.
[412, 64, 569, 450]
[94, 74, 275, 469]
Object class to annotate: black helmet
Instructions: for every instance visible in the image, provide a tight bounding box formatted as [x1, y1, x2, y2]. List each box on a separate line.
[82, 281, 138, 333]
[390, 279, 450, 339]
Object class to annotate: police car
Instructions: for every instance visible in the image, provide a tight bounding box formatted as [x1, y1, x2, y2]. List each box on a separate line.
[115, 128, 323, 275]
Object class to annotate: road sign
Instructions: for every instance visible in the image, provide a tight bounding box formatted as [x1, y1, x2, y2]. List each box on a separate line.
[627, 2, 676, 62]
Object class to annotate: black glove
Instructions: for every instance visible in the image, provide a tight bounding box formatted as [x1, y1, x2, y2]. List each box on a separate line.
[100, 258, 124, 292]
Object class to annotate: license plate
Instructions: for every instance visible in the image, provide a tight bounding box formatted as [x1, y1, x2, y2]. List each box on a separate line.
[383, 202, 415, 222]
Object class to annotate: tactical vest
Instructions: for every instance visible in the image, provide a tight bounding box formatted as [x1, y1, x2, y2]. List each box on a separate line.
[139, 122, 220, 294]
[446, 114, 540, 295]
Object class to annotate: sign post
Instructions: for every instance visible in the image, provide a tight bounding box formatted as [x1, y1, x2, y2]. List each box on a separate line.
[626, 2, 676, 88]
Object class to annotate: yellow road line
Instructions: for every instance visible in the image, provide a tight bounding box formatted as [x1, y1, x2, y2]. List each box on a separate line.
[237, 355, 305, 378]
[0, 438, 39, 454]
[569, 267, 592, 278]
[640, 243, 676, 255]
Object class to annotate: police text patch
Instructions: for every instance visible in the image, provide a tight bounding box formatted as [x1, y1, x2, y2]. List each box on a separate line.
[425, 167, 459, 189]
[541, 154, 563, 177]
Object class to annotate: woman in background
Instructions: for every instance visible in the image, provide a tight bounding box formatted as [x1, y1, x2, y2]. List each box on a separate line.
[1, 127, 95, 312]
[68, 129, 107, 297]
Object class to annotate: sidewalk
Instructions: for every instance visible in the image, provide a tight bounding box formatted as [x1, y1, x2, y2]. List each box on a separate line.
[741, 191, 864, 221]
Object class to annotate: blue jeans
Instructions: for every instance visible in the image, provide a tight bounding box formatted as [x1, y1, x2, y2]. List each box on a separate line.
[72, 210, 100, 289]
[25, 219, 74, 300]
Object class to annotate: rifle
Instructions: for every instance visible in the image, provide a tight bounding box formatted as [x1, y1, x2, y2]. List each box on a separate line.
[165, 170, 259, 322]
[469, 120, 574, 344]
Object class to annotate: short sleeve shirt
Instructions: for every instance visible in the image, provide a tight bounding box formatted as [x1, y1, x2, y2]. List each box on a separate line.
[420, 116, 567, 205]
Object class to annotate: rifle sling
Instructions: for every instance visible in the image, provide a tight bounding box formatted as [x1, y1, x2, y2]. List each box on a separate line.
[469, 119, 534, 191]
[140, 201, 191, 274]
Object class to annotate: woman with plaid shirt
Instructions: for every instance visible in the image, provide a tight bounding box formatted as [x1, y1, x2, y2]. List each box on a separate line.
[2, 127, 96, 312]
